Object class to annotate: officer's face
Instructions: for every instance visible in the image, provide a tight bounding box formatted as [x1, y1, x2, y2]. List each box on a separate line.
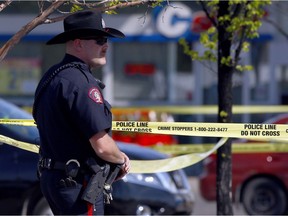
[80, 38, 108, 68]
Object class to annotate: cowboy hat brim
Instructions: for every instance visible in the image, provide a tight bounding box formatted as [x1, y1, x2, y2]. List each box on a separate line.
[46, 27, 125, 45]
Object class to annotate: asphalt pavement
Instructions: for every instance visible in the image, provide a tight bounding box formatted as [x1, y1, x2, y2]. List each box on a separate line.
[189, 177, 247, 215]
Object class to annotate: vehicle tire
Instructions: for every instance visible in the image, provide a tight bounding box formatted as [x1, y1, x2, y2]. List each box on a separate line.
[242, 177, 287, 215]
[32, 197, 53, 215]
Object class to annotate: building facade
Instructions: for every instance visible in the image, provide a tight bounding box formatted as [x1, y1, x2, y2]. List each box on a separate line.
[0, 2, 287, 121]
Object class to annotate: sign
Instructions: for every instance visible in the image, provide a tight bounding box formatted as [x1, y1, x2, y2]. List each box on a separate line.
[155, 2, 193, 38]
[0, 58, 41, 95]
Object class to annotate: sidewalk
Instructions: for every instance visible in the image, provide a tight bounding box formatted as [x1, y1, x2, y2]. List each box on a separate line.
[189, 177, 247, 215]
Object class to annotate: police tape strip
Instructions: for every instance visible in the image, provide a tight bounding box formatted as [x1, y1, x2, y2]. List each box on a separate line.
[129, 138, 228, 173]
[0, 134, 228, 173]
[1, 119, 288, 173]
[0, 119, 35, 126]
[1, 119, 288, 140]
[112, 105, 288, 114]
[152, 142, 288, 154]
[0, 135, 40, 153]
[112, 121, 288, 140]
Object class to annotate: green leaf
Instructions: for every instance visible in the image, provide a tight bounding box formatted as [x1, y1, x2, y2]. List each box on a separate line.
[220, 110, 228, 118]
[242, 42, 250, 52]
[71, 4, 83, 13]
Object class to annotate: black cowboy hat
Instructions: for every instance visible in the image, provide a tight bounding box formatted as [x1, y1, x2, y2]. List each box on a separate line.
[46, 10, 125, 45]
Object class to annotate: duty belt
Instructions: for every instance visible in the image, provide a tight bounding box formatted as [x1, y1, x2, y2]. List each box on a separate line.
[38, 158, 81, 178]
[39, 158, 80, 169]
[39, 157, 121, 205]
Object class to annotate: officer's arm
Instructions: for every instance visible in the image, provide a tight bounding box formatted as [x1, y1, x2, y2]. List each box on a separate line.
[89, 130, 125, 164]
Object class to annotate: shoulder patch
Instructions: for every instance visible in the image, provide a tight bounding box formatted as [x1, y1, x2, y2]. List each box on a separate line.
[88, 88, 103, 104]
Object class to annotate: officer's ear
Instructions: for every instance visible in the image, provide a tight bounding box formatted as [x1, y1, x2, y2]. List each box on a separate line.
[72, 38, 85, 51]
[66, 39, 87, 56]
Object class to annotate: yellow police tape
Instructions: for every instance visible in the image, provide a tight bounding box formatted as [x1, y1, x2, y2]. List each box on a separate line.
[0, 134, 40, 153]
[1, 119, 288, 140]
[1, 118, 288, 173]
[112, 121, 288, 140]
[0, 119, 35, 126]
[0, 134, 227, 173]
[152, 142, 288, 155]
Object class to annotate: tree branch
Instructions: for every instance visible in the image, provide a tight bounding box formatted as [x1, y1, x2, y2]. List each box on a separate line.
[0, 0, 12, 12]
[44, 1, 157, 24]
[103, 0, 154, 11]
[264, 17, 288, 39]
[0, 0, 158, 62]
[199, 0, 217, 27]
[233, 2, 250, 67]
[0, 1, 65, 61]
[230, 2, 243, 20]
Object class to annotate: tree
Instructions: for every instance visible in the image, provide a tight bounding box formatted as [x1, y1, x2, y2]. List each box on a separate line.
[0, 0, 161, 62]
[180, 0, 270, 214]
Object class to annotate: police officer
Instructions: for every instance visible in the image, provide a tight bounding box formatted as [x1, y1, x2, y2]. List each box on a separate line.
[33, 10, 130, 215]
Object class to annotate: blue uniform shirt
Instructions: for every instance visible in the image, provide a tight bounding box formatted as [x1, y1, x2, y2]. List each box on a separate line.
[34, 54, 112, 163]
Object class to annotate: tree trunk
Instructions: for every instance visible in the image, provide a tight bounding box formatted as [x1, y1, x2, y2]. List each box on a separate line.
[216, 1, 233, 215]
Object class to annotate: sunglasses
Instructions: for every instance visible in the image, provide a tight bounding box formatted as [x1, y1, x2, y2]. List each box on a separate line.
[93, 38, 108, 46]
[79, 37, 108, 46]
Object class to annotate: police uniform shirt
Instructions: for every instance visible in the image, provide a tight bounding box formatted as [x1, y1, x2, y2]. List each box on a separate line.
[35, 54, 112, 162]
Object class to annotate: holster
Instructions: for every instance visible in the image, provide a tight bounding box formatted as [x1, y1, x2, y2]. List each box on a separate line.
[81, 158, 122, 205]
[105, 164, 122, 186]
[103, 164, 122, 204]
[81, 158, 110, 204]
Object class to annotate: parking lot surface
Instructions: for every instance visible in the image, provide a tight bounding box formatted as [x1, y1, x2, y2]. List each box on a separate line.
[189, 177, 247, 215]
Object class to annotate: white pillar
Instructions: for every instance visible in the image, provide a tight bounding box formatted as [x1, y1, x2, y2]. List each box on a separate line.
[167, 42, 177, 102]
[241, 52, 251, 123]
[102, 42, 114, 104]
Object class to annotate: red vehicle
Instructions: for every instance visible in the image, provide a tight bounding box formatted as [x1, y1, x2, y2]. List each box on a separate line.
[200, 114, 288, 215]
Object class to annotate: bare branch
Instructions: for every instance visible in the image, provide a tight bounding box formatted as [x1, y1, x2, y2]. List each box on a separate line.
[0, 0, 157, 62]
[0, 0, 12, 12]
[38, 0, 45, 13]
[199, 1, 217, 27]
[264, 17, 288, 40]
[102, 0, 153, 11]
[45, 0, 157, 24]
[70, 0, 106, 8]
[0, 1, 65, 61]
[233, 2, 250, 66]
[230, 2, 243, 20]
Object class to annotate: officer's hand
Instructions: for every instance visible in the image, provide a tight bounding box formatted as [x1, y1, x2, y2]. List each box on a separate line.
[115, 152, 130, 181]
[121, 152, 130, 173]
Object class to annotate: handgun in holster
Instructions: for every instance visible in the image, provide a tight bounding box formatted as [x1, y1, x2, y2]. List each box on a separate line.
[103, 164, 122, 204]
[81, 158, 110, 204]
[81, 158, 122, 205]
